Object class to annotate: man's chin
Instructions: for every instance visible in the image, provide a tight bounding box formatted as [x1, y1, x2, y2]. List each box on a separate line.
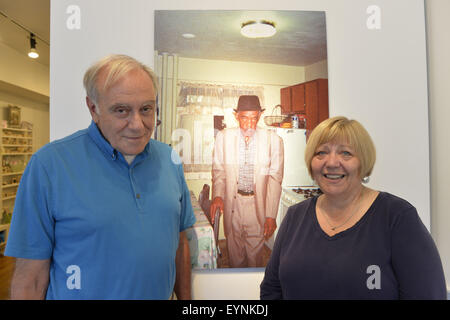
[119, 150, 140, 156]
[241, 129, 256, 137]
[117, 141, 148, 156]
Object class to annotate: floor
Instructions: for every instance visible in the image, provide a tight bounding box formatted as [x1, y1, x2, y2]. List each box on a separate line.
[0, 254, 15, 300]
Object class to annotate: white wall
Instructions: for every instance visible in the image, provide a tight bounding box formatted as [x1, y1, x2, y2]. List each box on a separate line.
[50, 0, 438, 299]
[426, 0, 450, 289]
[50, 0, 154, 140]
[0, 38, 50, 153]
[305, 59, 328, 81]
[0, 42, 49, 97]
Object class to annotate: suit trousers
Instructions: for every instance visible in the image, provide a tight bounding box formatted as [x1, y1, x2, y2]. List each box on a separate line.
[226, 194, 265, 268]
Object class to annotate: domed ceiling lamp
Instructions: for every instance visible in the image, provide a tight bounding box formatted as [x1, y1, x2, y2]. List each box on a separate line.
[240, 20, 276, 38]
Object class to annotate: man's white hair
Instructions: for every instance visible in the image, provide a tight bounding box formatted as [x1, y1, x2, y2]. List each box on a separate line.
[83, 54, 159, 106]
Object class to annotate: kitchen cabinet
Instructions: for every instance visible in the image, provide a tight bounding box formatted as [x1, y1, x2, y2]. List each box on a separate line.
[280, 84, 305, 114]
[291, 83, 306, 113]
[280, 78, 328, 131]
[280, 87, 292, 114]
[305, 79, 328, 131]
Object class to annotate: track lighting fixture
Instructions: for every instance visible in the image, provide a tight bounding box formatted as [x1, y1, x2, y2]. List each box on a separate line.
[28, 33, 39, 59]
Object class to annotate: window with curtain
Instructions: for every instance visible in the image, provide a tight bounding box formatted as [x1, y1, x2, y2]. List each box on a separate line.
[174, 82, 264, 173]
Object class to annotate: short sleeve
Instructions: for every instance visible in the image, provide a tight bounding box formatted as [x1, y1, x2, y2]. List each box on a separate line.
[5, 155, 55, 259]
[391, 207, 447, 299]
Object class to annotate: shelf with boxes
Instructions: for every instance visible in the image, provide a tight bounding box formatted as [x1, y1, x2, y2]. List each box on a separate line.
[0, 126, 33, 253]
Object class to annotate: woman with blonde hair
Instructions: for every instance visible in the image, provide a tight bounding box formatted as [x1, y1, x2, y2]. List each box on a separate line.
[260, 116, 446, 299]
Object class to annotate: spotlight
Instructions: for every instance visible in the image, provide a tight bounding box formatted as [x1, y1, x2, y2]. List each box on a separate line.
[28, 33, 39, 59]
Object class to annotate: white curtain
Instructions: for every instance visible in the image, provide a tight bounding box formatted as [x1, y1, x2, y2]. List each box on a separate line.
[176, 82, 264, 173]
[154, 51, 178, 145]
[153, 51, 265, 173]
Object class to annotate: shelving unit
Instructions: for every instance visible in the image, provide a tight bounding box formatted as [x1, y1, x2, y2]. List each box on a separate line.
[0, 127, 33, 253]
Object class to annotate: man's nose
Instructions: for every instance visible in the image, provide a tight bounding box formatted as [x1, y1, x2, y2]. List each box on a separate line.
[128, 112, 145, 130]
[245, 120, 257, 129]
[243, 122, 252, 129]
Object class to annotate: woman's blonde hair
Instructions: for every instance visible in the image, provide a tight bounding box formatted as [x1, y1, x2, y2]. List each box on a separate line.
[83, 54, 159, 104]
[304, 116, 376, 179]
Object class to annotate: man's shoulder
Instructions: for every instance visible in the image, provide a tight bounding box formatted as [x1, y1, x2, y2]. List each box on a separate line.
[219, 127, 273, 136]
[214, 128, 238, 144]
[259, 127, 281, 138]
[220, 127, 239, 136]
[35, 128, 89, 157]
[254, 128, 283, 146]
[149, 138, 171, 149]
[149, 139, 173, 156]
[148, 139, 182, 166]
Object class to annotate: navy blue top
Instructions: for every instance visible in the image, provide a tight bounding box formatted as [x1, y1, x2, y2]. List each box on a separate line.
[260, 192, 446, 299]
[6, 121, 196, 299]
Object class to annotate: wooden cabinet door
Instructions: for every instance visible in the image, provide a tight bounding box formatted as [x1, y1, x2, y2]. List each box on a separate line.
[280, 87, 291, 114]
[305, 81, 318, 131]
[316, 79, 329, 124]
[305, 79, 329, 131]
[291, 83, 305, 113]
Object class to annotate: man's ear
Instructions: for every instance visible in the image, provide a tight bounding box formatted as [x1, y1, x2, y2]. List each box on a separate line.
[86, 96, 99, 122]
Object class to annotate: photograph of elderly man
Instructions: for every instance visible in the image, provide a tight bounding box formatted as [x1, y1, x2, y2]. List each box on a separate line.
[210, 95, 284, 268]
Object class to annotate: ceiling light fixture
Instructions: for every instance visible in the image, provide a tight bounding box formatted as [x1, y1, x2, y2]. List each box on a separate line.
[182, 33, 196, 39]
[1, 10, 48, 60]
[28, 33, 39, 59]
[241, 20, 276, 38]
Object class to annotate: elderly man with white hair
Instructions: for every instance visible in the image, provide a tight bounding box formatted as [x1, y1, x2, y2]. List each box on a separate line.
[5, 54, 195, 300]
[210, 95, 284, 268]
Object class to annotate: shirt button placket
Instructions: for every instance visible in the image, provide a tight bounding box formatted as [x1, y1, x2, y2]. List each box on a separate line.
[129, 167, 142, 210]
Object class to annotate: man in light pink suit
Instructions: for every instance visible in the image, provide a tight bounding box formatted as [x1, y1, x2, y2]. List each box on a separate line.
[210, 95, 284, 268]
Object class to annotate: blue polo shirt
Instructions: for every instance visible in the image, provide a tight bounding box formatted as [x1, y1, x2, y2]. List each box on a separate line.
[5, 121, 196, 299]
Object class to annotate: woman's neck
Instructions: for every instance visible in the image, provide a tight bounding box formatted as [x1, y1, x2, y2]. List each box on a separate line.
[319, 185, 365, 218]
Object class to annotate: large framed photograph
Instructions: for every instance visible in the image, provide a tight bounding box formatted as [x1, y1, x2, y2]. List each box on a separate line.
[155, 10, 329, 269]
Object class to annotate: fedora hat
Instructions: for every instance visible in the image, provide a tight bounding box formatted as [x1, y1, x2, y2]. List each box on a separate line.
[234, 95, 265, 113]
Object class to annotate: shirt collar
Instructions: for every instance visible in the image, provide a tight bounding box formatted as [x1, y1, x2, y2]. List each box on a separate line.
[239, 129, 257, 146]
[87, 121, 151, 163]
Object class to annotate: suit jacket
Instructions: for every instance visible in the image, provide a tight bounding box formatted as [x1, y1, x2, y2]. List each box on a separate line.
[212, 127, 284, 237]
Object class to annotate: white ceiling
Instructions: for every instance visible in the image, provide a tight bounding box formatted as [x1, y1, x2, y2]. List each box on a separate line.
[0, 4, 328, 69]
[155, 10, 328, 67]
[0, 0, 50, 66]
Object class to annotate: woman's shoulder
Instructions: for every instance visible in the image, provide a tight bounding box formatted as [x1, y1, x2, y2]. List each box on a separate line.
[286, 196, 316, 220]
[372, 191, 421, 229]
[375, 191, 416, 214]
[276, 197, 316, 240]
